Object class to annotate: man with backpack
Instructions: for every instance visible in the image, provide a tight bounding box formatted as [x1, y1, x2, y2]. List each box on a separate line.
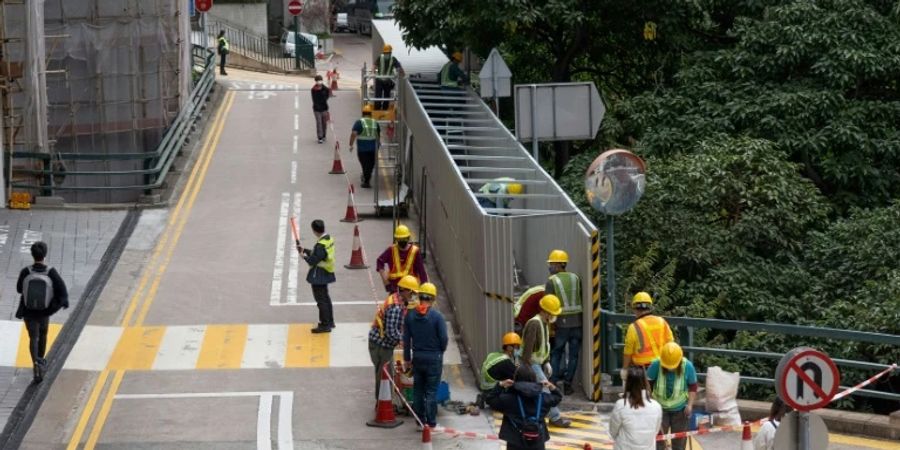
[15, 241, 68, 383]
[485, 365, 562, 450]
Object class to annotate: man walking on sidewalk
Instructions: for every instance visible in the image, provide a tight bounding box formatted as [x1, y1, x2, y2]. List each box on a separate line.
[403, 283, 447, 430]
[368, 275, 419, 399]
[311, 75, 331, 143]
[298, 220, 336, 333]
[348, 104, 380, 188]
[15, 241, 68, 383]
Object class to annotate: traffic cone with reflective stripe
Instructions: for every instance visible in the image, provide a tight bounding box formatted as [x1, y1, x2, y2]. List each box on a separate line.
[331, 68, 339, 92]
[421, 425, 432, 450]
[340, 184, 361, 222]
[583, 444, 592, 450]
[329, 141, 345, 174]
[344, 225, 369, 269]
[366, 363, 402, 428]
[741, 422, 752, 450]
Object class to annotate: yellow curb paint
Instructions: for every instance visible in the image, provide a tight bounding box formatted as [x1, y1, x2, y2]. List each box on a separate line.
[285, 324, 330, 367]
[65, 369, 110, 450]
[107, 326, 166, 370]
[830, 433, 900, 449]
[196, 324, 249, 369]
[15, 322, 62, 367]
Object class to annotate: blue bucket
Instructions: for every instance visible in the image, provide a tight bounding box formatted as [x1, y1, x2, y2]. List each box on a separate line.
[436, 381, 450, 404]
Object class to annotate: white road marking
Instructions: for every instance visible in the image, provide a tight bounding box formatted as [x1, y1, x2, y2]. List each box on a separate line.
[290, 161, 297, 185]
[286, 193, 302, 304]
[328, 323, 371, 367]
[270, 193, 290, 305]
[294, 95, 299, 110]
[153, 325, 206, 370]
[293, 114, 299, 131]
[292, 135, 298, 154]
[64, 325, 124, 371]
[20, 229, 42, 253]
[257, 394, 273, 450]
[0, 224, 9, 248]
[292, 301, 376, 306]
[0, 320, 21, 367]
[278, 391, 294, 449]
[241, 324, 288, 369]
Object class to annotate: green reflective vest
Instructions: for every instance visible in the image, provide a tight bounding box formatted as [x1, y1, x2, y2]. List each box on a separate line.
[358, 118, 378, 140]
[550, 272, 582, 315]
[653, 358, 689, 410]
[479, 177, 515, 208]
[480, 352, 510, 390]
[218, 36, 229, 51]
[316, 235, 336, 273]
[377, 54, 395, 76]
[440, 61, 459, 88]
[527, 315, 549, 364]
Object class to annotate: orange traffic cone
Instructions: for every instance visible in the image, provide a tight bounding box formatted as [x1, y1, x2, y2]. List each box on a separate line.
[340, 184, 361, 223]
[583, 444, 592, 450]
[741, 422, 752, 450]
[366, 363, 402, 428]
[329, 141, 345, 174]
[331, 68, 339, 92]
[344, 225, 369, 269]
[421, 425, 433, 450]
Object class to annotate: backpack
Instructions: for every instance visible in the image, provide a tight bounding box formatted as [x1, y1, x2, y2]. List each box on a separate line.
[23, 265, 54, 310]
[515, 393, 543, 444]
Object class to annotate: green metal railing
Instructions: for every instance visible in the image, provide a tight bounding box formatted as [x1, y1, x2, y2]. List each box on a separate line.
[602, 311, 900, 401]
[205, 17, 314, 72]
[9, 45, 217, 195]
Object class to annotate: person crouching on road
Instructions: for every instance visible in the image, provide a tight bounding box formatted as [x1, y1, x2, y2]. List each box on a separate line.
[16, 241, 68, 383]
[610, 366, 662, 450]
[298, 220, 336, 333]
[348, 104, 380, 189]
[520, 294, 571, 428]
[647, 342, 698, 450]
[485, 365, 562, 450]
[476, 332, 521, 408]
[402, 282, 447, 430]
[367, 275, 418, 399]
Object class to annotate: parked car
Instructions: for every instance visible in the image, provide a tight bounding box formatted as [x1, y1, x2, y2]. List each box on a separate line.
[334, 12, 349, 32]
[346, 0, 394, 36]
[281, 31, 318, 58]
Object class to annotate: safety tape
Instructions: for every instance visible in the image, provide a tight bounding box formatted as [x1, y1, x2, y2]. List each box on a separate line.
[656, 418, 767, 441]
[382, 363, 424, 428]
[831, 363, 898, 401]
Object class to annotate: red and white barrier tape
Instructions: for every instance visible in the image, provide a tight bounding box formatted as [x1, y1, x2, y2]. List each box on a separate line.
[383, 363, 425, 428]
[656, 418, 768, 441]
[831, 363, 898, 401]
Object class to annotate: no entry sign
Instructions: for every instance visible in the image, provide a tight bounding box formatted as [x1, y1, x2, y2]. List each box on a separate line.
[775, 347, 841, 412]
[288, 0, 303, 16]
[195, 0, 212, 13]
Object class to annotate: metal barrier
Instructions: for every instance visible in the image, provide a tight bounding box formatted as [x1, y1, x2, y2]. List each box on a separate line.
[9, 45, 217, 199]
[602, 311, 900, 401]
[205, 17, 314, 72]
[398, 76, 601, 398]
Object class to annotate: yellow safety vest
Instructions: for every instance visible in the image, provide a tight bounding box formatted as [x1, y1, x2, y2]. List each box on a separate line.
[549, 272, 581, 315]
[388, 244, 420, 280]
[358, 118, 378, 140]
[377, 54, 395, 76]
[630, 315, 673, 366]
[316, 235, 335, 273]
[526, 315, 549, 364]
[372, 293, 403, 337]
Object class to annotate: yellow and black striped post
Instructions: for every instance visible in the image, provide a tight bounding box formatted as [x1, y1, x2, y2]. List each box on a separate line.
[590, 230, 602, 401]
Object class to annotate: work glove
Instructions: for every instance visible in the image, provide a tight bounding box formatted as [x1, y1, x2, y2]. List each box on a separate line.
[620, 368, 628, 383]
[543, 362, 553, 379]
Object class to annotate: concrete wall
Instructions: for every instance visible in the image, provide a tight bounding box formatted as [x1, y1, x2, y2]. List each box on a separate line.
[212, 3, 267, 37]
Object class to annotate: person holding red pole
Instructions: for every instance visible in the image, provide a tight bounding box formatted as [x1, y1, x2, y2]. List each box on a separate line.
[296, 219, 336, 333]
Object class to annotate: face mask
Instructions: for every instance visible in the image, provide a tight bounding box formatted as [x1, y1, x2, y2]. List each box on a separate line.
[316, 80, 323, 85]
[549, 315, 558, 324]
[397, 240, 409, 248]
[415, 303, 429, 315]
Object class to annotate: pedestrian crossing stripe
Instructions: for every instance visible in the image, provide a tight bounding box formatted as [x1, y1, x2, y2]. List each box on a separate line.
[491, 411, 613, 449]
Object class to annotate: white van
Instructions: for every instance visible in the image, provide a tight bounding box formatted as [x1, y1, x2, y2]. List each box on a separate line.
[334, 12, 349, 32]
[281, 31, 318, 58]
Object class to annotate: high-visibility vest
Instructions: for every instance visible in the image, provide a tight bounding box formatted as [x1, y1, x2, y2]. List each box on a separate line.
[629, 315, 673, 366]
[440, 62, 459, 88]
[358, 118, 378, 140]
[218, 36, 229, 51]
[377, 54, 395, 76]
[549, 272, 582, 316]
[388, 244, 420, 280]
[315, 235, 336, 273]
[526, 315, 549, 364]
[372, 293, 404, 337]
[480, 352, 511, 390]
[652, 358, 688, 410]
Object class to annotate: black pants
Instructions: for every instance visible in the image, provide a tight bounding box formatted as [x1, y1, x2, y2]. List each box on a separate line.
[24, 316, 50, 363]
[658, 409, 689, 450]
[357, 151, 376, 185]
[312, 284, 334, 327]
[374, 79, 393, 110]
[219, 53, 227, 74]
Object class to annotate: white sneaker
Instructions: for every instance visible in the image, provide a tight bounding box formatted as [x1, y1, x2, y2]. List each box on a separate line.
[431, 424, 445, 433]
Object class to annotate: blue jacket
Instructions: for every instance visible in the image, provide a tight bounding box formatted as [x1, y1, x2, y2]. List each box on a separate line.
[403, 306, 448, 362]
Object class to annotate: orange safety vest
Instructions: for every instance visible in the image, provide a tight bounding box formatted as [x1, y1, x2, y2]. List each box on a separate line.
[372, 293, 405, 337]
[630, 315, 674, 366]
[388, 244, 420, 280]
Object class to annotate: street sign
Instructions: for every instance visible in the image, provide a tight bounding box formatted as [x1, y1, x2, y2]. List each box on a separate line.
[773, 411, 829, 450]
[479, 48, 512, 99]
[288, 0, 303, 16]
[775, 347, 840, 412]
[515, 82, 605, 142]
[194, 0, 212, 13]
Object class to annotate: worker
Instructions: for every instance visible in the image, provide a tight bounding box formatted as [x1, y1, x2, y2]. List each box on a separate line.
[376, 224, 428, 293]
[478, 332, 521, 402]
[348, 104, 380, 188]
[440, 51, 470, 89]
[216, 30, 229, 76]
[367, 275, 419, 400]
[484, 365, 563, 450]
[478, 177, 524, 210]
[513, 285, 545, 334]
[545, 249, 582, 396]
[374, 44, 401, 110]
[298, 219, 336, 333]
[403, 282, 448, 430]
[621, 291, 674, 379]
[521, 294, 571, 428]
[647, 343, 698, 450]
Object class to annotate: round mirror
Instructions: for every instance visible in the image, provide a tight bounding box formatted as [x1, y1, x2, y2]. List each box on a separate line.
[585, 149, 646, 215]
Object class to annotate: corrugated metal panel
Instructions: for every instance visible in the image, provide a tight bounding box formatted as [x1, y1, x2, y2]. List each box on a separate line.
[372, 20, 447, 77]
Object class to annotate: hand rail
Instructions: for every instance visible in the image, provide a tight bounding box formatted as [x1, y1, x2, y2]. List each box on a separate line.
[204, 17, 314, 72]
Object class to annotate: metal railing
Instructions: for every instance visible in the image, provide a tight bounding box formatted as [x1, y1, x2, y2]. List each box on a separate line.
[602, 311, 900, 401]
[204, 17, 314, 72]
[9, 45, 217, 196]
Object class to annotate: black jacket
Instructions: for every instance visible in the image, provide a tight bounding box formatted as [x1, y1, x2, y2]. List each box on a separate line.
[311, 84, 330, 112]
[484, 381, 562, 449]
[15, 263, 69, 319]
[301, 235, 336, 285]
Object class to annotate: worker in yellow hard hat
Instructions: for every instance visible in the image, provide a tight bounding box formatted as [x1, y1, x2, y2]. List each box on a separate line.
[440, 50, 470, 89]
[622, 291, 674, 379]
[544, 249, 582, 396]
[348, 103, 380, 188]
[477, 177, 524, 212]
[475, 332, 522, 408]
[368, 274, 419, 400]
[520, 294, 571, 427]
[647, 342, 697, 450]
[374, 44, 401, 110]
[402, 281, 447, 429]
[376, 224, 428, 293]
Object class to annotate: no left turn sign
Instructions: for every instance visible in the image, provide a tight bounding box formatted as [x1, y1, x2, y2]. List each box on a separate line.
[775, 347, 841, 412]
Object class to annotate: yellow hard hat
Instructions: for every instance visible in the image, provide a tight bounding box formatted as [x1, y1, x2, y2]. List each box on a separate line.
[507, 183, 524, 195]
[397, 275, 419, 292]
[394, 225, 412, 240]
[451, 51, 463, 62]
[418, 282, 437, 298]
[362, 103, 374, 114]
[539, 294, 562, 316]
[502, 332, 522, 347]
[546, 249, 568, 263]
[383, 44, 393, 53]
[632, 291, 653, 308]
[660, 342, 684, 370]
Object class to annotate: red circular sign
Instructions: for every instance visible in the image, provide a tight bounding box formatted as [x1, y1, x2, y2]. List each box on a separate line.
[775, 348, 841, 412]
[195, 0, 212, 13]
[288, 1, 303, 15]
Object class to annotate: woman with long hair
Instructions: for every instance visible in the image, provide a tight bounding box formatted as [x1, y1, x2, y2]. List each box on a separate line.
[610, 366, 663, 449]
[753, 397, 792, 450]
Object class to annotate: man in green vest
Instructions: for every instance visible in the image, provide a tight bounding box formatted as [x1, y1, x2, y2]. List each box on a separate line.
[374, 44, 401, 110]
[440, 51, 469, 89]
[216, 30, 229, 76]
[349, 104, 381, 188]
[647, 342, 698, 450]
[475, 332, 520, 408]
[299, 219, 337, 333]
[545, 249, 583, 395]
[522, 294, 571, 427]
[478, 177, 524, 211]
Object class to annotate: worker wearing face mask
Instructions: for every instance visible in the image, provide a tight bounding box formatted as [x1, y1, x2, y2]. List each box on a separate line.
[376, 225, 428, 293]
[520, 294, 571, 428]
